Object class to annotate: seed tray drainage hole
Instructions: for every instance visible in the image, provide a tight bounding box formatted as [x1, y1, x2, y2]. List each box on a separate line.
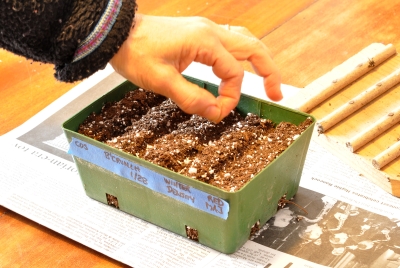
[106, 193, 119, 209]
[250, 220, 260, 237]
[185, 225, 199, 241]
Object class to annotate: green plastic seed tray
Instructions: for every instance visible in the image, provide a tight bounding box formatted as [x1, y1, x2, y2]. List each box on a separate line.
[62, 76, 315, 254]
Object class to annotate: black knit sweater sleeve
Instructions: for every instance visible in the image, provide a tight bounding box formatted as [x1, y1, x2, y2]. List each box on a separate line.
[0, 0, 136, 82]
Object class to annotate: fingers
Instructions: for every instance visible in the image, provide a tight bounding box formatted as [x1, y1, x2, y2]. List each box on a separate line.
[249, 46, 282, 101]
[210, 47, 244, 121]
[166, 22, 281, 122]
[150, 47, 244, 123]
[193, 39, 245, 122]
[150, 66, 223, 122]
[263, 68, 282, 101]
[218, 24, 283, 101]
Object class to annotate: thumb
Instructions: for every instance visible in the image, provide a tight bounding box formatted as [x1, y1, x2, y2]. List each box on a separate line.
[154, 70, 223, 122]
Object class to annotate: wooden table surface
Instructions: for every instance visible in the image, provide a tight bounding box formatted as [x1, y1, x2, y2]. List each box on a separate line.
[1, 0, 399, 266]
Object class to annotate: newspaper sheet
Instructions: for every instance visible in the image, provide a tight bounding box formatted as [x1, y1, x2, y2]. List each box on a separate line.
[1, 64, 400, 268]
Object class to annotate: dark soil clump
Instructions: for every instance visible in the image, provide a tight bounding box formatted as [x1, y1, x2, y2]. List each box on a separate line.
[78, 89, 313, 192]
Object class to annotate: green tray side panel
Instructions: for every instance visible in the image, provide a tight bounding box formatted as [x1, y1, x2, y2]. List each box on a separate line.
[63, 76, 315, 254]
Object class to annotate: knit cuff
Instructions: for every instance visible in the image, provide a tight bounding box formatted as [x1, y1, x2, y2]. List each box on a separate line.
[55, 0, 136, 82]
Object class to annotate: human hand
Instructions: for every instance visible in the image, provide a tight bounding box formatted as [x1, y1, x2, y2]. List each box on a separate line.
[110, 14, 282, 123]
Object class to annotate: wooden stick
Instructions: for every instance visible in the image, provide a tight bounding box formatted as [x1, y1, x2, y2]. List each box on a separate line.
[283, 43, 396, 112]
[317, 69, 400, 133]
[372, 140, 400, 169]
[346, 106, 400, 152]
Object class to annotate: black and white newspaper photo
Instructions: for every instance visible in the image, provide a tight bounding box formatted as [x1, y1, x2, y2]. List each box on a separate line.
[251, 187, 400, 267]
